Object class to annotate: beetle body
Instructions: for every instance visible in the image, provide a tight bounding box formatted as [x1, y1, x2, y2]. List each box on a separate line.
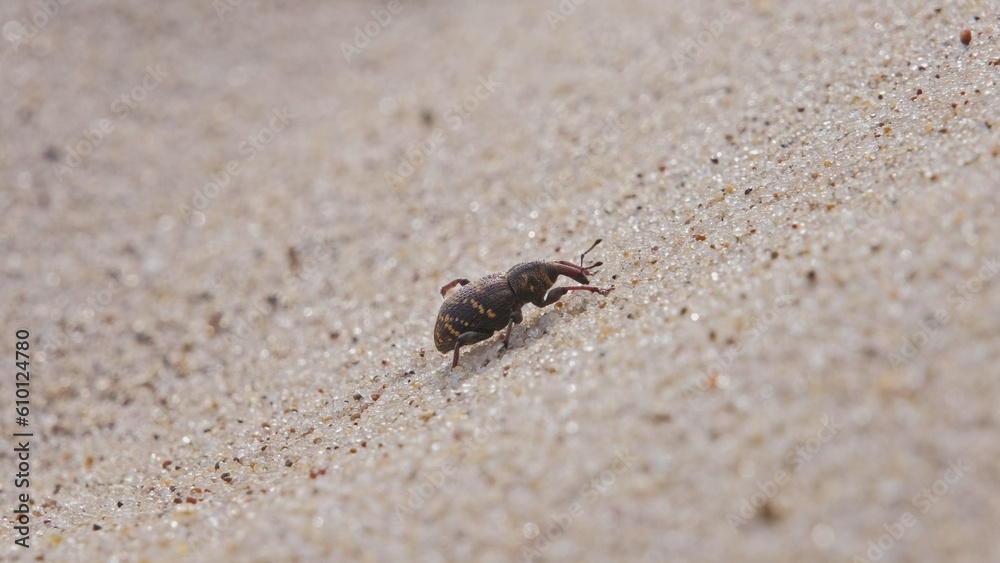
[434, 240, 612, 368]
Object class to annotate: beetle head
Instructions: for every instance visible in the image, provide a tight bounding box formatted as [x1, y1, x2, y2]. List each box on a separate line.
[548, 238, 604, 284]
[508, 240, 604, 302]
[547, 260, 600, 284]
[507, 260, 557, 302]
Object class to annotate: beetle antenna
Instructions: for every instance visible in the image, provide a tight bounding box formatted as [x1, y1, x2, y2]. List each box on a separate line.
[580, 239, 602, 267]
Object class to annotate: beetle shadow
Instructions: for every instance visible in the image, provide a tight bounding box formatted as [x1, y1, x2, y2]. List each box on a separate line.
[444, 307, 581, 378]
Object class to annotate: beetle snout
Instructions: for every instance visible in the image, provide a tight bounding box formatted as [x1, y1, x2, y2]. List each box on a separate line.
[567, 270, 591, 284]
[577, 261, 603, 281]
[550, 258, 603, 285]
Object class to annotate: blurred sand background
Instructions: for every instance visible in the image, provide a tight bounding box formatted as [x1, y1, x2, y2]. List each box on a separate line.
[1, 0, 999, 561]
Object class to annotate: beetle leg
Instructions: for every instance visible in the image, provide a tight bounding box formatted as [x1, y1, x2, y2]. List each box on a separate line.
[534, 285, 611, 308]
[451, 331, 495, 367]
[502, 309, 524, 349]
[440, 278, 472, 298]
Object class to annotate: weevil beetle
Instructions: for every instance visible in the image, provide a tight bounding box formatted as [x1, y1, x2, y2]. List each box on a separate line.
[434, 239, 613, 368]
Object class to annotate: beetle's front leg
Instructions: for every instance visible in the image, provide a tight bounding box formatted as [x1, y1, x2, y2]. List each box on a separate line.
[534, 285, 613, 308]
[451, 330, 495, 368]
[440, 278, 472, 298]
[502, 309, 523, 349]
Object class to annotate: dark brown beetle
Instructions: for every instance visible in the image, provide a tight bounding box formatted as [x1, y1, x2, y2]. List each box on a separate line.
[434, 240, 613, 368]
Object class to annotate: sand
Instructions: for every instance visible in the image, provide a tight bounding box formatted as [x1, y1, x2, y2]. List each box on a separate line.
[1, 0, 998, 561]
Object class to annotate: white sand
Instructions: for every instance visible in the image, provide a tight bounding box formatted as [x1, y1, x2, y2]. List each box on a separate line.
[1, 0, 998, 561]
